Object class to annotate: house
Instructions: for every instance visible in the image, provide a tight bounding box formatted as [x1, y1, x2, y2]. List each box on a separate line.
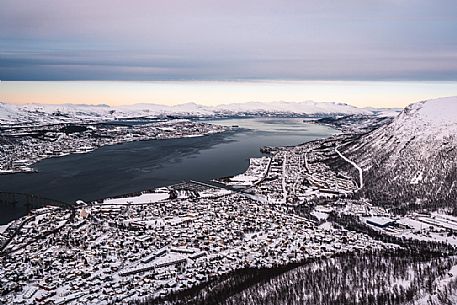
[366, 216, 396, 228]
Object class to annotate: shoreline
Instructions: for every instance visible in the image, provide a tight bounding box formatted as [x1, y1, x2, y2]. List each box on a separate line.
[0, 119, 337, 225]
[0, 120, 229, 175]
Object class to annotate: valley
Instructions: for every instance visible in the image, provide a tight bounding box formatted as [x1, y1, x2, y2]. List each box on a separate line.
[1, 97, 457, 305]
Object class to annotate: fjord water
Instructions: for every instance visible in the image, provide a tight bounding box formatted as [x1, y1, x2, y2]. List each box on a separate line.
[0, 118, 336, 224]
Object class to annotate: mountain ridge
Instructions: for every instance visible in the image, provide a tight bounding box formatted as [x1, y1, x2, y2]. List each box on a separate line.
[0, 100, 395, 125]
[342, 96, 457, 210]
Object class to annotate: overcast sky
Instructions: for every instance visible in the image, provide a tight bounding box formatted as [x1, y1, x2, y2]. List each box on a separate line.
[1, 0, 457, 81]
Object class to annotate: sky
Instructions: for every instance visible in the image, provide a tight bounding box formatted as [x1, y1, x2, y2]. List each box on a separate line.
[1, 0, 457, 107]
[2, 81, 457, 108]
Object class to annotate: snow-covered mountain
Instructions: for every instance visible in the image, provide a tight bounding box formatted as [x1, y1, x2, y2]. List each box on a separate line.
[342, 96, 457, 210]
[117, 102, 216, 117]
[214, 101, 371, 115]
[120, 100, 373, 117]
[0, 103, 118, 125]
[0, 100, 378, 125]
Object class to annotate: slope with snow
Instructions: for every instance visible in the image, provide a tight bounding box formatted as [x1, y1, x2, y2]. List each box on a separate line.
[0, 103, 120, 125]
[0, 100, 380, 125]
[215, 100, 371, 115]
[342, 97, 457, 209]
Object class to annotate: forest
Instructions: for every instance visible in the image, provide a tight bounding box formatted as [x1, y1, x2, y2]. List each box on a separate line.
[125, 245, 457, 305]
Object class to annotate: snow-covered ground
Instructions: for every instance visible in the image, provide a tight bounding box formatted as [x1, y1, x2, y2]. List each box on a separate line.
[222, 157, 271, 187]
[101, 192, 169, 205]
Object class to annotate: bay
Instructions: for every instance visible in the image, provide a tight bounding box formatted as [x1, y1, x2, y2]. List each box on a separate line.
[0, 118, 336, 224]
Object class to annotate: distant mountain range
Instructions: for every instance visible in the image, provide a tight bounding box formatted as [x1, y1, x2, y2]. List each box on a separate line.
[0, 101, 399, 125]
[341, 96, 457, 211]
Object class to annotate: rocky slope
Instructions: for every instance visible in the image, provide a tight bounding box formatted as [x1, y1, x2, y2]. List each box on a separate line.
[342, 97, 457, 210]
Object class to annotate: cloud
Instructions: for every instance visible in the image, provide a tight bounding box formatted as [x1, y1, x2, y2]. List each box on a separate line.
[1, 0, 457, 80]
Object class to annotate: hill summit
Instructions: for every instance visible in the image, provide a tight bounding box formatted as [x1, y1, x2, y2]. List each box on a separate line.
[343, 97, 457, 211]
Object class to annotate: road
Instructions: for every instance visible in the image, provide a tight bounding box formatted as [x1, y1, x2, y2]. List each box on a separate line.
[335, 145, 363, 189]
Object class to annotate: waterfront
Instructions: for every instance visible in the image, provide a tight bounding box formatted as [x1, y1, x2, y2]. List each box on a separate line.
[0, 118, 337, 224]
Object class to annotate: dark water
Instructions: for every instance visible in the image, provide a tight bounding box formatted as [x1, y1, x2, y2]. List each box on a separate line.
[0, 118, 336, 224]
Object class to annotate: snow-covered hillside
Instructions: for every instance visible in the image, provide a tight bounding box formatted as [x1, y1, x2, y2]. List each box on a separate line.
[342, 96, 457, 209]
[0, 103, 120, 125]
[0, 100, 379, 125]
[215, 101, 371, 115]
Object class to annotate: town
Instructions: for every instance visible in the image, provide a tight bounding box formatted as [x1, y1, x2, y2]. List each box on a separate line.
[217, 134, 360, 204]
[1, 131, 457, 305]
[0, 180, 390, 305]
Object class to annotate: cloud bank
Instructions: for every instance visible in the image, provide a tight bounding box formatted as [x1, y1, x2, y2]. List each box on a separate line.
[1, 0, 457, 80]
